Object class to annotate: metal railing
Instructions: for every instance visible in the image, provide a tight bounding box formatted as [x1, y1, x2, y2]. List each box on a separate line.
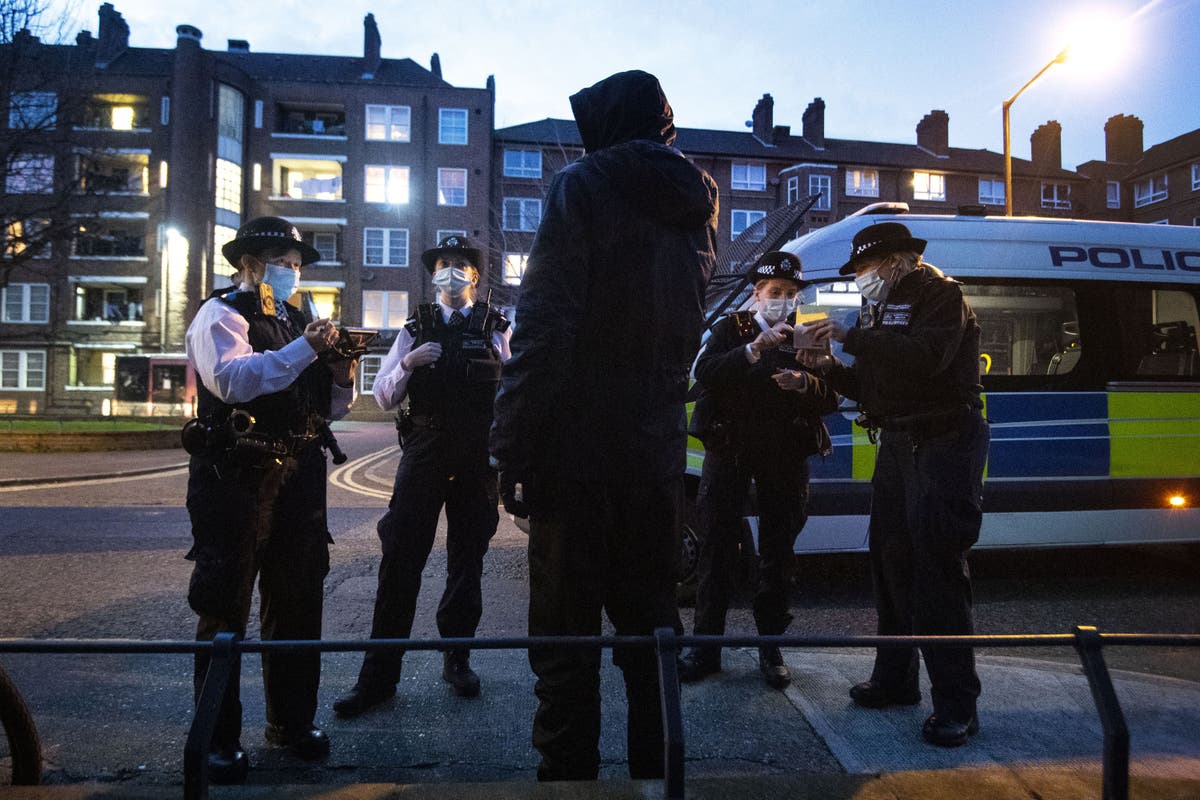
[2, 626, 1197, 800]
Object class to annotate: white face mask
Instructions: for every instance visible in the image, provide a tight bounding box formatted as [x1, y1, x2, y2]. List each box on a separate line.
[855, 269, 889, 303]
[432, 267, 473, 295]
[759, 297, 798, 325]
[262, 263, 300, 300]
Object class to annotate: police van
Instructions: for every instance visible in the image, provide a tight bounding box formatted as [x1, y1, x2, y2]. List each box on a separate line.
[688, 205, 1200, 553]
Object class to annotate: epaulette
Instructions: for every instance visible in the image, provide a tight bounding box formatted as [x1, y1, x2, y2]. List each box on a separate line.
[729, 310, 757, 338]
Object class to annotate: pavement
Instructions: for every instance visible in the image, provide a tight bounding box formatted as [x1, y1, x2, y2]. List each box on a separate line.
[2, 445, 1199, 799]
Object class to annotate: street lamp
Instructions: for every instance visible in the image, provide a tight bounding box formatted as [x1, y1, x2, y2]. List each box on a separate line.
[1003, 48, 1068, 216]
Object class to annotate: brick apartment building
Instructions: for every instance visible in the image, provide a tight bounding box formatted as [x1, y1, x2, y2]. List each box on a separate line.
[492, 93, 1088, 298]
[3, 4, 1197, 416]
[1, 4, 494, 415]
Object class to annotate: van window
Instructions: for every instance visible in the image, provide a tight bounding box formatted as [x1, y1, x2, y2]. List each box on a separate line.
[963, 285, 1080, 377]
[1115, 288, 1200, 379]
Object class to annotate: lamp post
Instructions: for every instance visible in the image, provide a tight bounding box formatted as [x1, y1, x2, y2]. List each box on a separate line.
[1003, 49, 1068, 216]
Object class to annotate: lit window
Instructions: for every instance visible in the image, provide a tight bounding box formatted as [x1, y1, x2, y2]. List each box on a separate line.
[215, 159, 242, 214]
[809, 174, 831, 210]
[502, 197, 542, 231]
[1, 283, 50, 323]
[503, 253, 529, 285]
[364, 165, 410, 204]
[439, 108, 468, 145]
[273, 157, 343, 200]
[504, 149, 542, 178]
[731, 163, 767, 191]
[363, 228, 409, 267]
[846, 169, 880, 198]
[1134, 174, 1168, 207]
[437, 168, 467, 206]
[731, 209, 766, 240]
[979, 178, 1005, 206]
[362, 290, 409, 329]
[5, 219, 50, 259]
[365, 105, 411, 141]
[6, 155, 54, 194]
[1107, 181, 1120, 209]
[0, 350, 46, 390]
[913, 171, 946, 201]
[1041, 183, 1071, 210]
[111, 106, 135, 130]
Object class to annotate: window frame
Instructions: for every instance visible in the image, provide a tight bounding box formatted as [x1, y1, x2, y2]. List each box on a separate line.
[0, 349, 47, 390]
[362, 227, 409, 268]
[503, 149, 542, 179]
[503, 252, 529, 286]
[437, 167, 468, 207]
[6, 154, 55, 194]
[1041, 182, 1072, 210]
[809, 174, 832, 211]
[731, 163, 767, 191]
[364, 165, 410, 204]
[845, 168, 880, 198]
[438, 108, 468, 145]
[1107, 181, 1121, 209]
[358, 354, 383, 393]
[502, 197, 542, 232]
[8, 91, 57, 129]
[361, 289, 409, 330]
[912, 171, 946, 202]
[730, 208, 767, 240]
[365, 104, 411, 142]
[978, 178, 1005, 206]
[2, 283, 51, 323]
[1133, 174, 1169, 208]
[1192, 164, 1200, 192]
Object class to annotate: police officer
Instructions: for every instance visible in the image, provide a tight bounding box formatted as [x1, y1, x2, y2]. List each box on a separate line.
[333, 235, 511, 717]
[678, 252, 838, 689]
[184, 216, 356, 783]
[806, 222, 990, 747]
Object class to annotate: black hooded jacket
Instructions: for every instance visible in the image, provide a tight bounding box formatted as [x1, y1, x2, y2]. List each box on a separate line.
[490, 70, 719, 484]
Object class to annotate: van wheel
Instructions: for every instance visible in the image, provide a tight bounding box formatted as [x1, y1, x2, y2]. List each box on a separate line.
[676, 501, 701, 607]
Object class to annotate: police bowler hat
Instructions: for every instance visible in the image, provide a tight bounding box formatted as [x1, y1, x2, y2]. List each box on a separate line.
[421, 235, 482, 273]
[747, 251, 803, 285]
[222, 216, 321, 267]
[838, 222, 927, 275]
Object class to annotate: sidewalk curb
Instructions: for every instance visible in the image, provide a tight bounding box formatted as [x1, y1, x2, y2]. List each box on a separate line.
[0, 463, 189, 488]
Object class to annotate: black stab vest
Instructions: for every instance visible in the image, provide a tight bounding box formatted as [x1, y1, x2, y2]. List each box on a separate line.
[194, 287, 332, 438]
[404, 302, 507, 424]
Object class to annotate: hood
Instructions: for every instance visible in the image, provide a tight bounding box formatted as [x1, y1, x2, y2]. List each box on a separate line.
[569, 69, 676, 153]
[586, 139, 718, 229]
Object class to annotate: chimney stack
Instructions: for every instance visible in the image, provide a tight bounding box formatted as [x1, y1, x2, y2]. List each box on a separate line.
[96, 3, 130, 68]
[802, 97, 825, 149]
[752, 93, 774, 145]
[362, 13, 381, 78]
[1031, 120, 1063, 171]
[916, 110, 949, 156]
[227, 39, 250, 53]
[1104, 114, 1144, 163]
[430, 52, 442, 79]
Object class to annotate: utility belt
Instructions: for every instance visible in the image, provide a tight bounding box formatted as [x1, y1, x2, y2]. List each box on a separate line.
[182, 409, 319, 464]
[858, 402, 981, 443]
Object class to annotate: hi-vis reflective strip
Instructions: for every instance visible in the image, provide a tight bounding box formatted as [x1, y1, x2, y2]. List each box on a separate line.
[1109, 392, 1200, 477]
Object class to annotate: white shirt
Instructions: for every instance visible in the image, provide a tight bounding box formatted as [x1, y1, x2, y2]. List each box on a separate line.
[373, 298, 513, 412]
[185, 292, 355, 419]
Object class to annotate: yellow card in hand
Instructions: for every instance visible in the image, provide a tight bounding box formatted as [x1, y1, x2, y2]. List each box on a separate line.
[794, 312, 830, 353]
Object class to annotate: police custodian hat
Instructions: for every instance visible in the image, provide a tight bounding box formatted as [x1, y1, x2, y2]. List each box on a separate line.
[421, 235, 482, 273]
[746, 251, 803, 285]
[221, 216, 322, 267]
[838, 222, 927, 275]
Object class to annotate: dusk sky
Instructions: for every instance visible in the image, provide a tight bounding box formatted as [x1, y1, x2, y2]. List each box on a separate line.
[45, 0, 1200, 169]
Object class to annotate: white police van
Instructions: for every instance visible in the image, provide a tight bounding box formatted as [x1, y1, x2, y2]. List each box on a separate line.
[688, 205, 1200, 553]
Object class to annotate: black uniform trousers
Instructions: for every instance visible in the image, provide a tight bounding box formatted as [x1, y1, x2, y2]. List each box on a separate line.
[357, 424, 498, 688]
[187, 442, 331, 748]
[694, 448, 809, 641]
[527, 476, 683, 782]
[867, 410, 990, 720]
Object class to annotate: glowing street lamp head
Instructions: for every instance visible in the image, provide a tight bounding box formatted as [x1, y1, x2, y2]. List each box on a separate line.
[1059, 11, 1127, 73]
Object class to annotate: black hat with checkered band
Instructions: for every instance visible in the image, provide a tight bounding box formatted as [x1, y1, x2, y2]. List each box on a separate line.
[838, 221, 927, 275]
[745, 251, 803, 285]
[421, 234, 482, 274]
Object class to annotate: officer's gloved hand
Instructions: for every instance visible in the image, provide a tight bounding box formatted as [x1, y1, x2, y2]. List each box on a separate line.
[499, 472, 530, 519]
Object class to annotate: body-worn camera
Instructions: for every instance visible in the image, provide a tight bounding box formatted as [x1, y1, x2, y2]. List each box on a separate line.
[323, 327, 379, 361]
[181, 409, 267, 457]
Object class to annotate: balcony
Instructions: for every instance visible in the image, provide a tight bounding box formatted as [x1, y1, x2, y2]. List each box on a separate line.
[72, 221, 147, 260]
[274, 105, 347, 139]
[77, 94, 152, 132]
[78, 151, 150, 195]
[271, 157, 345, 202]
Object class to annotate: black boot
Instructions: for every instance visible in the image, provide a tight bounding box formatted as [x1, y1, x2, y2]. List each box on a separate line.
[758, 645, 791, 689]
[332, 682, 396, 718]
[264, 724, 330, 761]
[677, 647, 721, 683]
[443, 650, 481, 698]
[206, 743, 248, 785]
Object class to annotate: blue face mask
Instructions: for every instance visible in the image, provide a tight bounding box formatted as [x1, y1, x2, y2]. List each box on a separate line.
[263, 263, 300, 300]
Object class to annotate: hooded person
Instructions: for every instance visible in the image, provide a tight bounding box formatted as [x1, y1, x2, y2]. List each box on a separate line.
[489, 69, 719, 782]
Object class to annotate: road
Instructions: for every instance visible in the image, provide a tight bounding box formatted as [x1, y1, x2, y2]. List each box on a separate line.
[0, 422, 1197, 787]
